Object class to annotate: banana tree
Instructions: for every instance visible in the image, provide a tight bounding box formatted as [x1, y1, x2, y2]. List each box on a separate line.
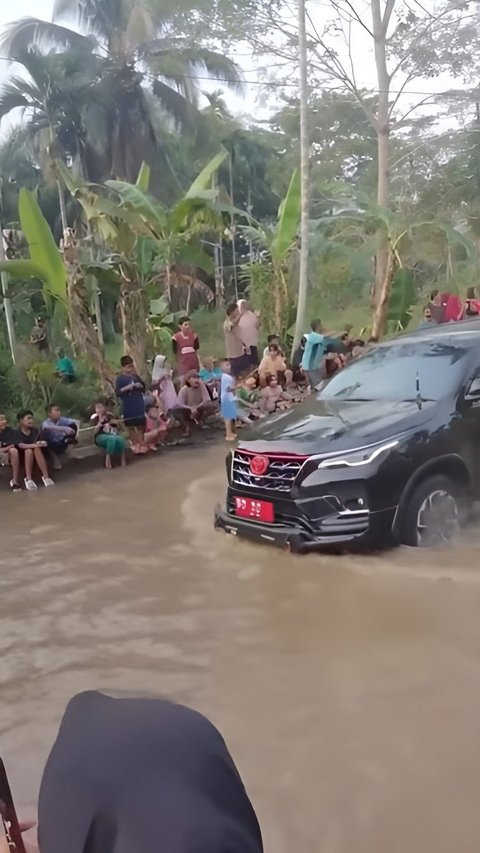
[58, 149, 229, 374]
[240, 168, 301, 336]
[0, 187, 113, 393]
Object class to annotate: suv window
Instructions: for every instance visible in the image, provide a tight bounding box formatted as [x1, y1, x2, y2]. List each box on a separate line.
[320, 339, 473, 403]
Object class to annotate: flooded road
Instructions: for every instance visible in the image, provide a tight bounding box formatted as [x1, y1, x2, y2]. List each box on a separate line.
[2, 444, 480, 852]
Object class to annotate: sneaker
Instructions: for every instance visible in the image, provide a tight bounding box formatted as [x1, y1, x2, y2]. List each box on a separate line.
[24, 478, 37, 491]
[42, 476, 55, 487]
[9, 480, 21, 492]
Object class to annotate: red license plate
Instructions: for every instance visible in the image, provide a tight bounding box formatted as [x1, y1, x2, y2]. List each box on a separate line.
[234, 497, 274, 523]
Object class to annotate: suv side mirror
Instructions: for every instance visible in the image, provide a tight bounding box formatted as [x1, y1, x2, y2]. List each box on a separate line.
[465, 376, 480, 401]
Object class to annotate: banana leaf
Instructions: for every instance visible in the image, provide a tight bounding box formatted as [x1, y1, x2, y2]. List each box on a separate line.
[136, 162, 151, 192]
[19, 188, 67, 303]
[387, 269, 416, 332]
[0, 259, 49, 281]
[105, 181, 167, 234]
[271, 168, 300, 264]
[185, 146, 228, 199]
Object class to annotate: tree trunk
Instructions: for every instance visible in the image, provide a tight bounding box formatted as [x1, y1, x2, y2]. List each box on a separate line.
[67, 267, 114, 396]
[292, 0, 310, 357]
[56, 179, 69, 238]
[371, 0, 393, 316]
[371, 248, 395, 339]
[119, 273, 147, 378]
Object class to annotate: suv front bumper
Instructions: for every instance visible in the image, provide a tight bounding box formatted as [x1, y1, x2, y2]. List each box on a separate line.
[214, 502, 397, 553]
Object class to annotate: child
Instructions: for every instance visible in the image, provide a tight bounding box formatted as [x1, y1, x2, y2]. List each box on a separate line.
[199, 357, 222, 399]
[219, 360, 237, 442]
[172, 316, 200, 378]
[92, 403, 127, 469]
[144, 400, 168, 450]
[115, 355, 146, 454]
[0, 413, 21, 491]
[16, 409, 55, 490]
[260, 375, 292, 414]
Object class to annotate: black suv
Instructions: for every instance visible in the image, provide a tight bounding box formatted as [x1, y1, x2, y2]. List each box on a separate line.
[214, 319, 480, 551]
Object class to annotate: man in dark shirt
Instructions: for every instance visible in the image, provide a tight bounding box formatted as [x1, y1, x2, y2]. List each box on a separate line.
[115, 356, 146, 453]
[0, 413, 21, 490]
[16, 409, 55, 490]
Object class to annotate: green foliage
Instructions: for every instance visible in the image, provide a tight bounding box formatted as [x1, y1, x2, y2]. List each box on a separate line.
[271, 168, 300, 264]
[387, 269, 417, 333]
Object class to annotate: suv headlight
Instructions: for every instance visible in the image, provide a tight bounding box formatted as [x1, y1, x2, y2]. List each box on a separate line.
[317, 439, 399, 470]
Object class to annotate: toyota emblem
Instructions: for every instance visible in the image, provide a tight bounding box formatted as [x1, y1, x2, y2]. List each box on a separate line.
[250, 455, 269, 476]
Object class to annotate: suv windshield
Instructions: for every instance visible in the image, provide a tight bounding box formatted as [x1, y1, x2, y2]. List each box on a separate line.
[319, 338, 473, 402]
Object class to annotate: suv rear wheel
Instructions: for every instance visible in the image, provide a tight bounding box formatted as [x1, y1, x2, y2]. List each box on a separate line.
[400, 474, 465, 547]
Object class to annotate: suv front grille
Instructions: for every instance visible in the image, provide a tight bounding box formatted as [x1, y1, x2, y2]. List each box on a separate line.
[232, 448, 307, 492]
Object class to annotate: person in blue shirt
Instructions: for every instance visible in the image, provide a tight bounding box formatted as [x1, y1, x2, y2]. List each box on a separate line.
[55, 347, 77, 382]
[115, 355, 146, 453]
[199, 356, 222, 400]
[301, 319, 339, 389]
[41, 404, 78, 468]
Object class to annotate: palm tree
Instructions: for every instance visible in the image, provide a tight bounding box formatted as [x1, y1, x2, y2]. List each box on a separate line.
[0, 46, 101, 233]
[1, 0, 242, 183]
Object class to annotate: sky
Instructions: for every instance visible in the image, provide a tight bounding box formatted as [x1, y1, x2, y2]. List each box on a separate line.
[0, 0, 473, 134]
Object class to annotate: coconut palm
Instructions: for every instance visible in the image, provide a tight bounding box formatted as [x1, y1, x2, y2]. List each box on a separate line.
[1, 0, 242, 183]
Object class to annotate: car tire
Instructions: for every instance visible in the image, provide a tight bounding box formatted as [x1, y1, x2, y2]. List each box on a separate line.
[399, 474, 466, 548]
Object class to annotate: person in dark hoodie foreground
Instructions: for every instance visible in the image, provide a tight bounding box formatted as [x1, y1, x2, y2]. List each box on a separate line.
[35, 691, 263, 853]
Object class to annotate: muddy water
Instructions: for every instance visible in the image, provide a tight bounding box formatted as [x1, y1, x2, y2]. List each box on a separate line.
[2, 445, 480, 852]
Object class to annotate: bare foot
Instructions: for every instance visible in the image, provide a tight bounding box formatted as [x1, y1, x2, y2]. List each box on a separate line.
[105, 456, 112, 469]
[121, 454, 127, 467]
[225, 433, 237, 442]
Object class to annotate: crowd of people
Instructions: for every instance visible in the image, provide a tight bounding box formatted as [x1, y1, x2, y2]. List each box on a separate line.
[419, 288, 480, 328]
[0, 300, 380, 492]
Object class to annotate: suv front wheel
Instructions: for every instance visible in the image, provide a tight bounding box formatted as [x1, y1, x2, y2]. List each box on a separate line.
[400, 474, 465, 547]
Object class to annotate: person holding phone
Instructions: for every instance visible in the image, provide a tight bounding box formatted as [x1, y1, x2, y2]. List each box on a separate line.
[15, 410, 54, 491]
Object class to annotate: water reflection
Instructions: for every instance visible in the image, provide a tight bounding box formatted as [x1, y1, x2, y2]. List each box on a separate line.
[2, 445, 480, 852]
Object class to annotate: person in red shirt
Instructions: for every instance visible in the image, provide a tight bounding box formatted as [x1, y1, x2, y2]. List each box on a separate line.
[172, 316, 200, 379]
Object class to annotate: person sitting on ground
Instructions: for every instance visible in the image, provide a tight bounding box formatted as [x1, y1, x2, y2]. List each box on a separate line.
[199, 356, 222, 399]
[177, 371, 218, 427]
[144, 399, 169, 449]
[0, 413, 21, 491]
[41, 405, 78, 469]
[54, 348, 76, 382]
[351, 339, 366, 360]
[115, 355, 146, 454]
[219, 359, 238, 441]
[31, 690, 264, 853]
[259, 374, 293, 414]
[172, 315, 200, 379]
[16, 409, 54, 490]
[465, 286, 480, 317]
[258, 342, 293, 387]
[92, 402, 127, 469]
[262, 333, 285, 359]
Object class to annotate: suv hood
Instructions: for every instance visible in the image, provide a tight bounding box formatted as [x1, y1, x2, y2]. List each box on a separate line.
[238, 396, 438, 457]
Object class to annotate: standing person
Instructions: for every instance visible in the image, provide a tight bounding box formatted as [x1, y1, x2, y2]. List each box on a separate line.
[115, 356, 146, 454]
[301, 319, 339, 389]
[427, 289, 446, 324]
[42, 405, 78, 469]
[237, 299, 260, 367]
[92, 402, 127, 469]
[54, 348, 76, 382]
[177, 372, 218, 427]
[223, 302, 246, 378]
[172, 316, 200, 379]
[417, 305, 437, 329]
[220, 359, 238, 442]
[0, 413, 21, 491]
[30, 317, 48, 354]
[16, 409, 54, 490]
